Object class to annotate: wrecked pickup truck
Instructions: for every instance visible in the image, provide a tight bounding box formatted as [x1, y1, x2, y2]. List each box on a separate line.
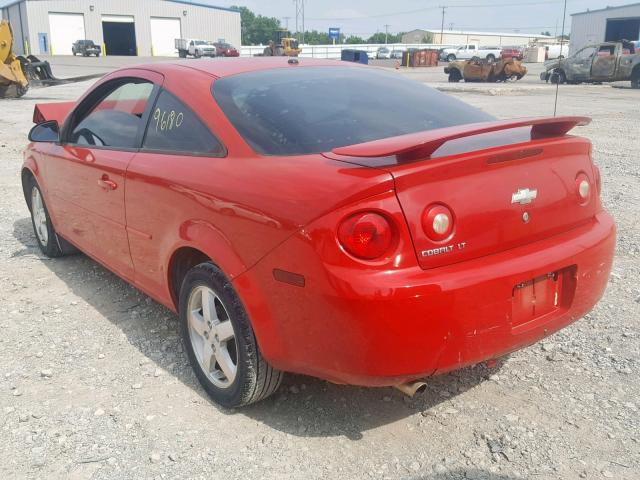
[541, 42, 640, 88]
[445, 58, 527, 83]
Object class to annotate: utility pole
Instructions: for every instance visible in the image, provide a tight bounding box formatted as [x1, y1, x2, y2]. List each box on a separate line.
[301, 0, 305, 44]
[384, 24, 390, 44]
[439, 6, 446, 45]
[283, 16, 290, 30]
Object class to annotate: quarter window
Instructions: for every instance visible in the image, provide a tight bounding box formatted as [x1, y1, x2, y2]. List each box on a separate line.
[69, 80, 154, 149]
[143, 90, 224, 155]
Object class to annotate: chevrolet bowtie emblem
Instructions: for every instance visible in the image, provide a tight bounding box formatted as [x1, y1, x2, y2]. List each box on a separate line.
[511, 188, 538, 205]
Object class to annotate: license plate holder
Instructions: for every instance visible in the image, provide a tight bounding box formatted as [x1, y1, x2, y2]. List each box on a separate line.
[512, 271, 563, 329]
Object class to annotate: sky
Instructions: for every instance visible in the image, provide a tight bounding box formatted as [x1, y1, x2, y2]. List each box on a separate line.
[0, 0, 635, 37]
[201, 0, 635, 37]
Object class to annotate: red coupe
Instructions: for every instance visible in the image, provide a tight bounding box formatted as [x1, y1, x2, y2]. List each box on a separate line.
[22, 58, 615, 407]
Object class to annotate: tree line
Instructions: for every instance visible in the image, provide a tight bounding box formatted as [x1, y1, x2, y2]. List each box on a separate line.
[231, 6, 409, 46]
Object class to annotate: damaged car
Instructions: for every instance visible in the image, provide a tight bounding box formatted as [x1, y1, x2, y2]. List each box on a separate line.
[22, 58, 614, 407]
[445, 57, 527, 82]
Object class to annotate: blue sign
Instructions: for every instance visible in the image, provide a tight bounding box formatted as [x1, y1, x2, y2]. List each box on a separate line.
[329, 28, 340, 41]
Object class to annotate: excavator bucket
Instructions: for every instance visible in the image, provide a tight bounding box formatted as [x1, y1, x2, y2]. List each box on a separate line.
[0, 19, 29, 98]
[1, 19, 103, 99]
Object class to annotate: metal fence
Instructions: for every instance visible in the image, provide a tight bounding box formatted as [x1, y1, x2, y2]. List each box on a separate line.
[240, 43, 454, 59]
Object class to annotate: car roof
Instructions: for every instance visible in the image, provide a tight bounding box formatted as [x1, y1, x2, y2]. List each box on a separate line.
[132, 57, 358, 79]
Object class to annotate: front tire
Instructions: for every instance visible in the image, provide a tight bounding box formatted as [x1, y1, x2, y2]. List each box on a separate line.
[448, 69, 462, 82]
[179, 262, 283, 408]
[28, 180, 65, 258]
[486, 54, 495, 63]
[550, 70, 566, 84]
[447, 54, 456, 62]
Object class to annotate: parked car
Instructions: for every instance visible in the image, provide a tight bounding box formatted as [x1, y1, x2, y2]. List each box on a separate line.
[72, 40, 100, 57]
[541, 42, 640, 88]
[445, 58, 527, 82]
[213, 42, 239, 57]
[500, 46, 524, 60]
[23, 58, 614, 408]
[376, 47, 391, 59]
[440, 43, 502, 62]
[390, 49, 405, 59]
[175, 38, 217, 58]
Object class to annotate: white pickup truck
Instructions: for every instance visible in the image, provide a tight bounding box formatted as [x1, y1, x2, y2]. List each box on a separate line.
[440, 44, 502, 62]
[175, 38, 217, 58]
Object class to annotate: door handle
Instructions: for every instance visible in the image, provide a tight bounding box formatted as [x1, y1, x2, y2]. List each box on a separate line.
[98, 175, 117, 191]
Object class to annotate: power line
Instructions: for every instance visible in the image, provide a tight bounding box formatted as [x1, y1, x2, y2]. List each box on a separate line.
[304, 0, 578, 21]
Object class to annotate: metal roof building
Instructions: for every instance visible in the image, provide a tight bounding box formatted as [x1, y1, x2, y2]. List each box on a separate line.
[570, 3, 640, 54]
[401, 29, 551, 47]
[0, 0, 240, 56]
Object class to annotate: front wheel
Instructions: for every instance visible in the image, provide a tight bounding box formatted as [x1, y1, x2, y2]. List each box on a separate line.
[28, 180, 66, 258]
[179, 262, 283, 408]
[447, 54, 456, 62]
[448, 69, 462, 82]
[486, 54, 495, 63]
[550, 70, 566, 84]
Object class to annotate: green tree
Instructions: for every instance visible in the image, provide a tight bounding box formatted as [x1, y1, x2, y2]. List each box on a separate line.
[344, 35, 365, 44]
[303, 30, 332, 45]
[422, 32, 434, 43]
[540, 31, 551, 36]
[367, 32, 403, 44]
[231, 5, 281, 45]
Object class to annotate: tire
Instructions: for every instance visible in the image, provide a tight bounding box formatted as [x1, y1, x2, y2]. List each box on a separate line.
[448, 70, 462, 83]
[447, 54, 456, 62]
[631, 69, 640, 89]
[27, 179, 66, 258]
[550, 70, 566, 84]
[195, 51, 201, 59]
[178, 50, 187, 58]
[486, 54, 495, 63]
[179, 262, 283, 408]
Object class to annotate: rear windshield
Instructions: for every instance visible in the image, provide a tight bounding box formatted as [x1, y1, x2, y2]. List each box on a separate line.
[212, 66, 493, 156]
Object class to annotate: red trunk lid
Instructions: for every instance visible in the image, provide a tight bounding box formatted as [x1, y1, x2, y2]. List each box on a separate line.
[327, 118, 599, 269]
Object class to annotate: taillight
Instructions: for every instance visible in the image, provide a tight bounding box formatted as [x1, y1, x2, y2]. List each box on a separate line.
[422, 204, 455, 241]
[338, 212, 394, 260]
[575, 173, 591, 205]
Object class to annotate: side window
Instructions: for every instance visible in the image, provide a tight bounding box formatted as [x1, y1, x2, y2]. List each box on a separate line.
[469, 45, 476, 50]
[576, 47, 596, 60]
[69, 80, 154, 148]
[143, 90, 225, 156]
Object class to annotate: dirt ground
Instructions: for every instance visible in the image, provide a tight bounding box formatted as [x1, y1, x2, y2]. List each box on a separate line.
[0, 57, 639, 480]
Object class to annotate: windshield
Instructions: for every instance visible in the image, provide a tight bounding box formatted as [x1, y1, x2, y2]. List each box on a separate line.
[195, 41, 208, 45]
[213, 66, 493, 156]
[379, 48, 389, 52]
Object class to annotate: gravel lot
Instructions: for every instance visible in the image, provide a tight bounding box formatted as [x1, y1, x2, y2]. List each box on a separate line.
[1, 57, 639, 480]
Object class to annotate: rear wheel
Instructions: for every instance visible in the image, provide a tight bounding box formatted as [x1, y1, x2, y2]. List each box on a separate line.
[179, 262, 283, 408]
[631, 68, 640, 89]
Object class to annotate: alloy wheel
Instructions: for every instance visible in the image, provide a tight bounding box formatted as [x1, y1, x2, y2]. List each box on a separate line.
[187, 285, 238, 388]
[31, 186, 48, 246]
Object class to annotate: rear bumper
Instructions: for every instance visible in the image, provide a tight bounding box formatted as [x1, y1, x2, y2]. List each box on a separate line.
[235, 212, 615, 386]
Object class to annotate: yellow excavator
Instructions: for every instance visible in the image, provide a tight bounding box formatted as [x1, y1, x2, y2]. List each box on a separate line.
[0, 19, 29, 97]
[1, 19, 103, 98]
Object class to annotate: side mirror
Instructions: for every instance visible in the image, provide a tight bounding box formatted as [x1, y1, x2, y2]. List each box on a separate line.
[28, 120, 60, 143]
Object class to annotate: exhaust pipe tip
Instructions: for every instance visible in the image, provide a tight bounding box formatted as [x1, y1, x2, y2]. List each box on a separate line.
[394, 380, 427, 398]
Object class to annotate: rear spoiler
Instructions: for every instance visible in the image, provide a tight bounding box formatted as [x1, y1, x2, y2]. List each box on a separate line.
[33, 101, 76, 124]
[331, 116, 591, 158]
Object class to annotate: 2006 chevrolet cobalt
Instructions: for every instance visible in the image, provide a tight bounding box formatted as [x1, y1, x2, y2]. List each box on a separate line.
[22, 58, 615, 407]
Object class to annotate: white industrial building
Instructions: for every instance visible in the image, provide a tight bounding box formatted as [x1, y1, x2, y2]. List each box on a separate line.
[0, 0, 240, 56]
[402, 29, 551, 47]
[570, 3, 640, 54]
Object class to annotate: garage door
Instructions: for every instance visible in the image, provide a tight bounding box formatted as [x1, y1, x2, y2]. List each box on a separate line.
[49, 13, 85, 55]
[150, 17, 181, 57]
